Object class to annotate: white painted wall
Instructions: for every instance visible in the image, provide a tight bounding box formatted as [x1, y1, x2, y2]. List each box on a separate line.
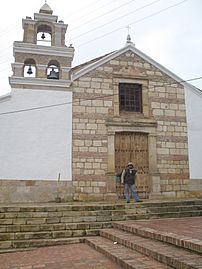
[185, 87, 202, 179]
[0, 89, 72, 180]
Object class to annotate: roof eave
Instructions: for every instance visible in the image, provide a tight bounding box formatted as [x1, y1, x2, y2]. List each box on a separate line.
[72, 43, 202, 96]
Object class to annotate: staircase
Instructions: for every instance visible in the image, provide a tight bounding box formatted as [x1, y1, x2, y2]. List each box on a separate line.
[86, 218, 202, 269]
[0, 202, 146, 253]
[145, 199, 202, 218]
[0, 199, 202, 253]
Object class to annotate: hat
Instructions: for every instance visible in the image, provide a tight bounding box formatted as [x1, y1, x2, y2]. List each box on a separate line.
[127, 162, 133, 166]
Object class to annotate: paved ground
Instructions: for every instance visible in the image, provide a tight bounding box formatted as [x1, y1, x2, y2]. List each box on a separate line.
[0, 244, 122, 269]
[128, 216, 202, 240]
[0, 217, 201, 269]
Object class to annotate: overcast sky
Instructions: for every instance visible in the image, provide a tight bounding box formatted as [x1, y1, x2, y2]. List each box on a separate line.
[0, 0, 201, 96]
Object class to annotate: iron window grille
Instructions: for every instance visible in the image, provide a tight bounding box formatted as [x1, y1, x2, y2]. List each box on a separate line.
[119, 83, 143, 113]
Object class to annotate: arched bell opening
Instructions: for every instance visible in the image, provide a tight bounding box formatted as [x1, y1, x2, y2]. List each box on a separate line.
[24, 59, 36, 78]
[37, 24, 52, 46]
[47, 60, 60, 80]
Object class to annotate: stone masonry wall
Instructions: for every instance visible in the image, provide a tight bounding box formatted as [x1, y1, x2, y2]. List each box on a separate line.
[72, 76, 113, 201]
[72, 50, 189, 200]
[0, 180, 74, 203]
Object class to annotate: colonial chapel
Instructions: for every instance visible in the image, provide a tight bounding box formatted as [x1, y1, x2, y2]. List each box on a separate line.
[0, 3, 201, 203]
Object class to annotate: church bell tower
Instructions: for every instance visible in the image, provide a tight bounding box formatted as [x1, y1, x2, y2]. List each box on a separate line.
[9, 3, 74, 90]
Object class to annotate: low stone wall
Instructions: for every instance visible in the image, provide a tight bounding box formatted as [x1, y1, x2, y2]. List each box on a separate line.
[0, 180, 74, 203]
[188, 179, 202, 198]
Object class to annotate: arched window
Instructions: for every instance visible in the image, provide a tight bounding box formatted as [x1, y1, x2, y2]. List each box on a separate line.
[24, 59, 36, 78]
[47, 60, 60, 80]
[37, 24, 52, 46]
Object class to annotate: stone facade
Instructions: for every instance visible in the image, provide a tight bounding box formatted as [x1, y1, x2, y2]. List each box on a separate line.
[1, 4, 195, 203]
[72, 50, 189, 200]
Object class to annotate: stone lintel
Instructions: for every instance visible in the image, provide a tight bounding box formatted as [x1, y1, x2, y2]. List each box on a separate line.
[9, 76, 72, 90]
[13, 42, 74, 58]
[106, 120, 157, 128]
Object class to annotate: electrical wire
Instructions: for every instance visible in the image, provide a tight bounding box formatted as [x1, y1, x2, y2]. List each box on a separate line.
[67, 0, 119, 26]
[77, 0, 189, 47]
[69, 0, 138, 32]
[0, 76, 201, 117]
[0, 0, 190, 66]
[69, 0, 161, 41]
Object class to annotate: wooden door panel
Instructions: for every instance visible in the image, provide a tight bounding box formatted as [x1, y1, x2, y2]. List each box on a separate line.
[115, 132, 149, 199]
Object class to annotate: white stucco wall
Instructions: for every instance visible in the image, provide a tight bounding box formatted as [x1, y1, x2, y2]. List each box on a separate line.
[185, 87, 202, 179]
[0, 89, 72, 180]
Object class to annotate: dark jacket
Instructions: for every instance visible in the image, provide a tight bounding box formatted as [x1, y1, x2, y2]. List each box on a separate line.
[122, 168, 137, 185]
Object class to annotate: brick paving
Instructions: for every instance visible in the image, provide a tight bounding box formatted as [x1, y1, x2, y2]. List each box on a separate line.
[0, 244, 122, 269]
[124, 216, 202, 240]
[0, 217, 201, 269]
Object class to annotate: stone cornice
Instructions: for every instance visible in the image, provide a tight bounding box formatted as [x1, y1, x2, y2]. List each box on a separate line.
[9, 76, 71, 90]
[34, 13, 58, 23]
[13, 42, 74, 58]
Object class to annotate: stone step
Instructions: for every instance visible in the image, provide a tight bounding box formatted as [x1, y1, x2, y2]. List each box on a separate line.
[0, 205, 146, 252]
[100, 228, 202, 269]
[0, 208, 148, 226]
[1, 200, 202, 253]
[0, 214, 124, 225]
[0, 209, 132, 219]
[148, 210, 202, 219]
[0, 222, 113, 251]
[0, 221, 112, 233]
[0, 203, 126, 213]
[0, 247, 37, 254]
[0, 228, 100, 242]
[113, 221, 202, 254]
[0, 237, 84, 251]
[144, 199, 202, 208]
[124, 210, 202, 221]
[85, 236, 174, 269]
[148, 205, 202, 213]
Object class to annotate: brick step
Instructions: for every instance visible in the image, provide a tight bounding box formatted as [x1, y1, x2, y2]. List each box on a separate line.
[100, 228, 202, 269]
[85, 236, 174, 269]
[0, 237, 84, 252]
[113, 221, 202, 254]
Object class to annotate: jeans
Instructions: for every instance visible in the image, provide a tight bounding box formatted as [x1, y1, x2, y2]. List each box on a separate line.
[124, 183, 140, 202]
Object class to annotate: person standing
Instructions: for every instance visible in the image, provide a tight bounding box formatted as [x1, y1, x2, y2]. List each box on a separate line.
[121, 162, 141, 203]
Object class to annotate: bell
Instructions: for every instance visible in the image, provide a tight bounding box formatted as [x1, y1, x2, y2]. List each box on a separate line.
[27, 66, 33, 75]
[41, 32, 46, 40]
[47, 68, 59, 79]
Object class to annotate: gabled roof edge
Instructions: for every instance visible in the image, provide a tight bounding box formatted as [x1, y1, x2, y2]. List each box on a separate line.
[72, 43, 202, 96]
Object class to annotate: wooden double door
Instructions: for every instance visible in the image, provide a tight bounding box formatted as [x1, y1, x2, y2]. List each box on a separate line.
[115, 132, 149, 199]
